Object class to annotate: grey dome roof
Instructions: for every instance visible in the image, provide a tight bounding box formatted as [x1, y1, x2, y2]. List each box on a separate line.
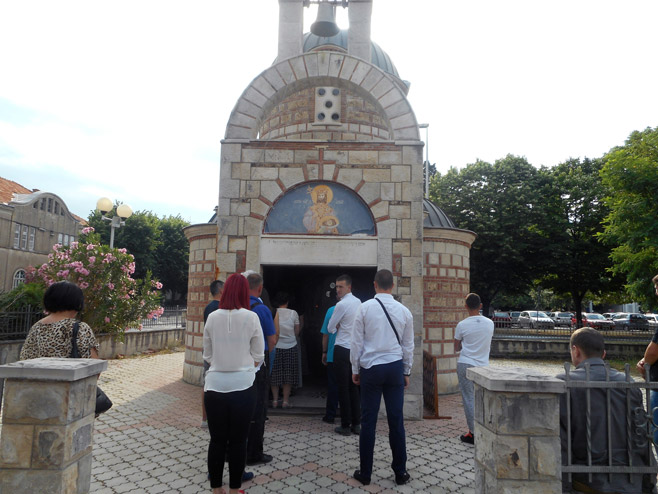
[423, 199, 456, 228]
[302, 30, 399, 78]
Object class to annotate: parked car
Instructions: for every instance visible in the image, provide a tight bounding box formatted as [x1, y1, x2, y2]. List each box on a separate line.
[644, 314, 658, 329]
[491, 311, 511, 328]
[518, 311, 555, 330]
[602, 313, 617, 320]
[509, 311, 521, 327]
[613, 313, 650, 331]
[571, 312, 615, 330]
[549, 311, 573, 327]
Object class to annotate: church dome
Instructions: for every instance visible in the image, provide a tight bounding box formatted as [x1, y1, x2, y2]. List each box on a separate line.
[423, 199, 456, 229]
[303, 30, 400, 79]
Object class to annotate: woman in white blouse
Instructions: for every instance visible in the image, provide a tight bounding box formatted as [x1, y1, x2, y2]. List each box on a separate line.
[270, 292, 301, 408]
[203, 273, 265, 494]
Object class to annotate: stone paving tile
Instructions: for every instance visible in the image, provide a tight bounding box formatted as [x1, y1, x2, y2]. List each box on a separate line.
[89, 351, 539, 493]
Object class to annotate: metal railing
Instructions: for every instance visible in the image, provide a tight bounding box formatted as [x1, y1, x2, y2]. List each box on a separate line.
[0, 306, 44, 340]
[493, 320, 655, 341]
[562, 362, 658, 485]
[0, 306, 186, 340]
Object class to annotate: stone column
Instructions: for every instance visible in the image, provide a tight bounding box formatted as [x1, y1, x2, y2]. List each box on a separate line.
[278, 0, 304, 62]
[467, 367, 566, 494]
[0, 357, 107, 494]
[348, 0, 372, 62]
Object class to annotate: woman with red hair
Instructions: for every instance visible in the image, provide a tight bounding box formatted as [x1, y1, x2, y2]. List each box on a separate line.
[204, 273, 265, 494]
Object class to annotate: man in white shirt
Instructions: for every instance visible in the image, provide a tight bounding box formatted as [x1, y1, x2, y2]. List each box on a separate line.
[350, 269, 413, 486]
[454, 293, 494, 445]
[327, 274, 362, 435]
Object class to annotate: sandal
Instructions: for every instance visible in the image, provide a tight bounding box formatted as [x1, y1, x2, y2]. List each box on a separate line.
[282, 402, 292, 409]
[272, 400, 280, 408]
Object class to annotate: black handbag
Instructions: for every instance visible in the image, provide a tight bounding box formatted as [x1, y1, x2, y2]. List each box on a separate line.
[70, 322, 113, 416]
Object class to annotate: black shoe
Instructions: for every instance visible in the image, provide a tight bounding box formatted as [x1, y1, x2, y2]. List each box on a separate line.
[334, 426, 351, 436]
[322, 416, 335, 424]
[351, 424, 361, 435]
[460, 431, 474, 445]
[395, 472, 411, 485]
[353, 469, 371, 486]
[246, 453, 273, 466]
[242, 471, 254, 482]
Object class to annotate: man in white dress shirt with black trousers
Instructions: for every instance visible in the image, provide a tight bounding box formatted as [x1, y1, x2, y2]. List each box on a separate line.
[350, 269, 413, 486]
[327, 274, 362, 436]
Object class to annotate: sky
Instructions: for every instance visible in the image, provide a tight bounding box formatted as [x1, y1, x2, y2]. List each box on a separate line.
[1, 0, 657, 225]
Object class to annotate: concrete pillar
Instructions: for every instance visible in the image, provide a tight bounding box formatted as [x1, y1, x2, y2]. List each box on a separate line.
[348, 0, 372, 62]
[0, 357, 107, 494]
[278, 0, 304, 62]
[467, 367, 565, 494]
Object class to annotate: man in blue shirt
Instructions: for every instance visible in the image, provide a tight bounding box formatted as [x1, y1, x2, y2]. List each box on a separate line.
[320, 305, 337, 423]
[245, 272, 277, 466]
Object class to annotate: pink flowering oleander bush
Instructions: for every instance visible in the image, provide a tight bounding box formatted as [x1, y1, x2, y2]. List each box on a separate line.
[25, 226, 163, 337]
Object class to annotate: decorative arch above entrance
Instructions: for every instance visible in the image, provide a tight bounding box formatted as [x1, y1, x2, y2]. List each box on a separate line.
[263, 181, 376, 236]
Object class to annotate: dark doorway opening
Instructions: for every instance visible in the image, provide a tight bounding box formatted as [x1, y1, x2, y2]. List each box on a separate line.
[262, 265, 376, 409]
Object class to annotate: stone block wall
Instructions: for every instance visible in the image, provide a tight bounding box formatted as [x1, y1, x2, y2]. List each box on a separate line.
[0, 358, 107, 494]
[468, 367, 565, 493]
[423, 228, 476, 394]
[182, 224, 217, 385]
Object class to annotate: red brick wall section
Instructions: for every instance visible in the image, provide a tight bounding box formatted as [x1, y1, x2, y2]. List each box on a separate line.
[260, 88, 390, 141]
[423, 238, 472, 380]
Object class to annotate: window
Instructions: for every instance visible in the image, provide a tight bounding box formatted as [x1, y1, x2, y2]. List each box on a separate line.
[12, 269, 26, 289]
[21, 225, 28, 249]
[47, 198, 53, 212]
[54, 202, 59, 214]
[57, 233, 63, 245]
[63, 234, 69, 246]
[13, 224, 20, 249]
[40, 198, 45, 210]
[28, 227, 36, 251]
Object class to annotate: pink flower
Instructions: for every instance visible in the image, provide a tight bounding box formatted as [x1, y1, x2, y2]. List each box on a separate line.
[79, 281, 89, 289]
[88, 256, 96, 264]
[117, 248, 127, 254]
[107, 283, 114, 290]
[104, 317, 110, 323]
[81, 226, 94, 234]
[86, 244, 95, 250]
[70, 242, 78, 249]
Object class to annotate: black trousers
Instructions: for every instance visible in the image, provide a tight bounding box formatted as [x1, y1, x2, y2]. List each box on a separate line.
[205, 386, 256, 489]
[333, 345, 361, 428]
[247, 355, 269, 461]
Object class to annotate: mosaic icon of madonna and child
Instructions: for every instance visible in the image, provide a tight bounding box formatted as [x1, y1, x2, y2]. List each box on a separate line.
[263, 182, 375, 236]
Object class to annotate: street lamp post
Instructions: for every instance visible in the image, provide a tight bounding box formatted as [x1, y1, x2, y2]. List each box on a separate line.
[96, 197, 133, 249]
[419, 123, 429, 198]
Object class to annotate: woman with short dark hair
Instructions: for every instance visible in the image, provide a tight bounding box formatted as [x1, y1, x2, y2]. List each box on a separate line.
[204, 273, 265, 494]
[20, 281, 99, 360]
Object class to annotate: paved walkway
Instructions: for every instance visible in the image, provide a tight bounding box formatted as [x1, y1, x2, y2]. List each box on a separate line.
[91, 352, 563, 493]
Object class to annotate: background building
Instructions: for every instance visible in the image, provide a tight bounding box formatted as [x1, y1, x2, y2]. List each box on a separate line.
[0, 177, 83, 293]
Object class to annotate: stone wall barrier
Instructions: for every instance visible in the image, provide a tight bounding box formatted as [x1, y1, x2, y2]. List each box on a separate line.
[0, 357, 107, 494]
[467, 367, 566, 494]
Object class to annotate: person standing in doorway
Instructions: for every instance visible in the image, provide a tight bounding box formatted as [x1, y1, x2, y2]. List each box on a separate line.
[201, 280, 224, 429]
[454, 292, 494, 445]
[350, 269, 413, 486]
[245, 272, 277, 466]
[327, 274, 362, 435]
[320, 305, 338, 423]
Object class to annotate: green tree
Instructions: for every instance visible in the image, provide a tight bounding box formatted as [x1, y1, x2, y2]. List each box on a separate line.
[26, 227, 163, 336]
[536, 158, 622, 325]
[429, 155, 544, 315]
[155, 216, 190, 302]
[88, 209, 190, 301]
[600, 126, 658, 310]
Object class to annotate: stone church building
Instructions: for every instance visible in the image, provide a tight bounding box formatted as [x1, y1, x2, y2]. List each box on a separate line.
[184, 0, 476, 419]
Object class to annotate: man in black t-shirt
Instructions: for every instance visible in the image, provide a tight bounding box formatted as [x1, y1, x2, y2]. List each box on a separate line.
[636, 273, 658, 448]
[201, 280, 224, 427]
